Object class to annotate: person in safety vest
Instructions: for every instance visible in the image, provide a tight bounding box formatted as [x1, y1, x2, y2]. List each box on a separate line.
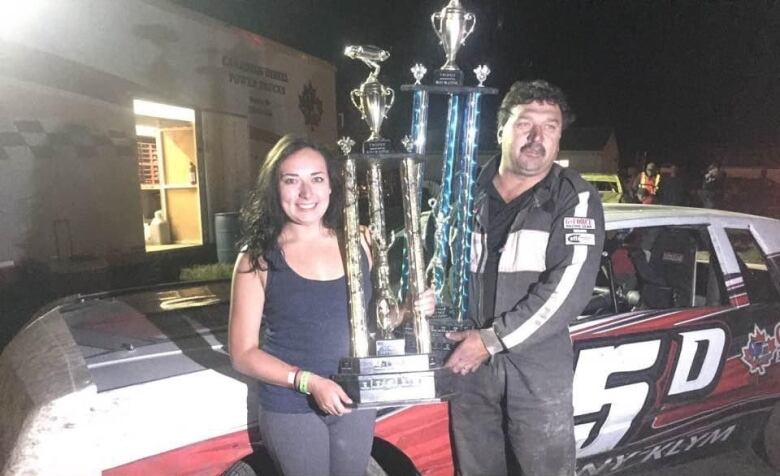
[636, 161, 661, 204]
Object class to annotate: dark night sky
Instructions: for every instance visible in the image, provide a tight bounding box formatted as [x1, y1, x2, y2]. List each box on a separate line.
[173, 0, 780, 168]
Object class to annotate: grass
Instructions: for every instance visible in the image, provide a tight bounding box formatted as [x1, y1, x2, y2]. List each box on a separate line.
[179, 263, 233, 281]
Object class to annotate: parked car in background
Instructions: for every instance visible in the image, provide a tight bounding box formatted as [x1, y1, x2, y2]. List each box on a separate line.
[583, 173, 625, 203]
[2, 204, 779, 475]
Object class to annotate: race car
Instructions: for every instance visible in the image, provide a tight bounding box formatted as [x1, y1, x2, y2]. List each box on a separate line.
[1, 204, 779, 475]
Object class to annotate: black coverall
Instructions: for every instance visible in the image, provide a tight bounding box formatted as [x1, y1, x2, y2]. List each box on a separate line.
[450, 159, 605, 476]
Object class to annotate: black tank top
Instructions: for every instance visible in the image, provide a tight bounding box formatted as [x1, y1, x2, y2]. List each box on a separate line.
[259, 244, 371, 413]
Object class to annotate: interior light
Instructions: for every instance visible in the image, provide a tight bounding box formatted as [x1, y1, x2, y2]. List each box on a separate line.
[135, 125, 158, 137]
[133, 99, 195, 122]
[556, 159, 570, 168]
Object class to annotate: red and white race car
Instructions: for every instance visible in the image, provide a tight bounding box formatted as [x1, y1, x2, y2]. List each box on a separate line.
[2, 204, 779, 475]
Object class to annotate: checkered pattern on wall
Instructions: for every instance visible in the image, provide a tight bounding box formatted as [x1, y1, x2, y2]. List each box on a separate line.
[0, 119, 134, 161]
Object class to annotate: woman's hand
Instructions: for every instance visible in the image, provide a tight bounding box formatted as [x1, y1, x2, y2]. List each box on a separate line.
[308, 374, 353, 416]
[412, 288, 436, 318]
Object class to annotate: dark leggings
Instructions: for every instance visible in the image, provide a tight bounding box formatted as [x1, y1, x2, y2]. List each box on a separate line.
[258, 408, 377, 476]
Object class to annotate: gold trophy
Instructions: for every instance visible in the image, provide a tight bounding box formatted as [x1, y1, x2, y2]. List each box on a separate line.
[332, 45, 455, 406]
[345, 44, 404, 355]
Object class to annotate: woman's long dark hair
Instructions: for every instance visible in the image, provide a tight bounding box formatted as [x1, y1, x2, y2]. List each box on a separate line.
[238, 134, 344, 271]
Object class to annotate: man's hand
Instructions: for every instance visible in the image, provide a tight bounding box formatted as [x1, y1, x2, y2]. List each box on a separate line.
[445, 330, 489, 375]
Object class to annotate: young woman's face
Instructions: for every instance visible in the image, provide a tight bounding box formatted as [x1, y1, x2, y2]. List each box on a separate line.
[277, 147, 331, 226]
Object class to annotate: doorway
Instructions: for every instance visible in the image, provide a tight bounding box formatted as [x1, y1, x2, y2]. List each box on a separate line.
[134, 99, 203, 252]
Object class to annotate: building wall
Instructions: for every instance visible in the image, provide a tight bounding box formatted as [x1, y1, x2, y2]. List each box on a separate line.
[200, 111, 252, 242]
[1, 0, 337, 144]
[0, 0, 337, 264]
[0, 77, 142, 264]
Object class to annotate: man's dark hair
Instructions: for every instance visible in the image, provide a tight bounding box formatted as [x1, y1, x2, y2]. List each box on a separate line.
[496, 80, 575, 133]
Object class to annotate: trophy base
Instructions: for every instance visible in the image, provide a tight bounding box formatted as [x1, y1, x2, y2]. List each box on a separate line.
[433, 69, 464, 86]
[362, 138, 392, 155]
[332, 366, 455, 408]
[375, 338, 406, 356]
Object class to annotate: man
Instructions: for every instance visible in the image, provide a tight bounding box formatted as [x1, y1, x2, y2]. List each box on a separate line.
[445, 80, 605, 476]
[699, 162, 723, 209]
[657, 164, 686, 206]
[635, 161, 661, 204]
[621, 165, 639, 202]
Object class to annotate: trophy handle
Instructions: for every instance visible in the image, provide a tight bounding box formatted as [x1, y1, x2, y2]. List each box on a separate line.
[463, 13, 476, 44]
[431, 12, 443, 44]
[350, 88, 363, 117]
[384, 88, 395, 117]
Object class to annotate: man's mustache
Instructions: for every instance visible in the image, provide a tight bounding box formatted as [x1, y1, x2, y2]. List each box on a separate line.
[520, 142, 546, 156]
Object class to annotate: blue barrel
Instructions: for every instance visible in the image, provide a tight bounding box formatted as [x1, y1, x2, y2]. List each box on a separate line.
[215, 212, 240, 264]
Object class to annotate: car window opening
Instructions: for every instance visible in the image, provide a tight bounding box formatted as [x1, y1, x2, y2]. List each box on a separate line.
[580, 225, 729, 319]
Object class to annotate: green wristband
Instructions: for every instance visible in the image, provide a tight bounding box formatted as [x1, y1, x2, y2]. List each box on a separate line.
[298, 371, 312, 395]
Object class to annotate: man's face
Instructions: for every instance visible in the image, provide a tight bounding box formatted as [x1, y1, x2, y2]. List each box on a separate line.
[646, 164, 657, 176]
[498, 101, 562, 179]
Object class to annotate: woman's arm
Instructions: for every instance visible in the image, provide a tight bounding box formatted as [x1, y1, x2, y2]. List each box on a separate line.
[228, 251, 354, 415]
[228, 252, 296, 388]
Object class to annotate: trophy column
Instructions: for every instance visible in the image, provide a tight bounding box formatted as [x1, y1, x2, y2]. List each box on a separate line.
[337, 137, 370, 359]
[449, 88, 485, 321]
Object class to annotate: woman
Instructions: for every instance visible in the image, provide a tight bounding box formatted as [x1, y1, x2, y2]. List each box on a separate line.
[229, 135, 433, 476]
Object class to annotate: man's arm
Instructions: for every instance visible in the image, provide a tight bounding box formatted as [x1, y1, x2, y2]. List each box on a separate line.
[482, 182, 605, 354]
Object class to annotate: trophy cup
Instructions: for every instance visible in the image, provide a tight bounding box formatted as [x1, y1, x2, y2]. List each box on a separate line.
[345, 45, 395, 154]
[431, 0, 476, 86]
